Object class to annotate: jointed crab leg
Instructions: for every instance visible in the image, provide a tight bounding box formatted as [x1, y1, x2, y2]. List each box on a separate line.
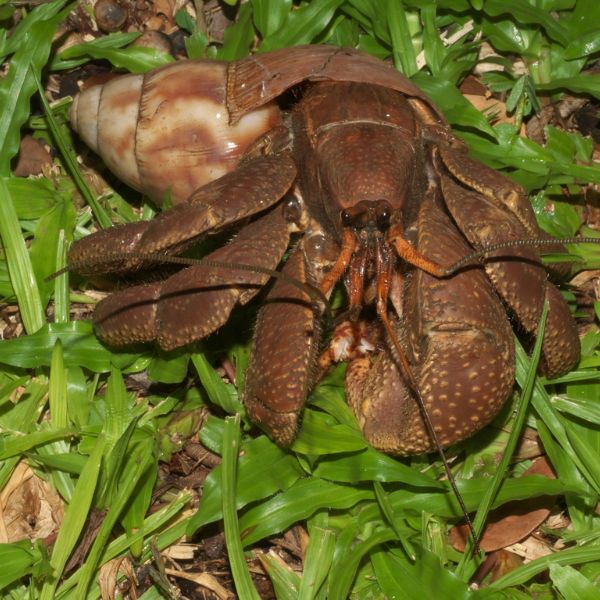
[388, 223, 447, 277]
[318, 228, 357, 296]
[245, 244, 322, 446]
[69, 153, 297, 274]
[93, 205, 292, 349]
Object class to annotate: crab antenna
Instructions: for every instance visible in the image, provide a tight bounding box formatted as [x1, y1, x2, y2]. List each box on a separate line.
[442, 236, 600, 276]
[374, 238, 481, 554]
[46, 252, 333, 327]
[378, 313, 481, 556]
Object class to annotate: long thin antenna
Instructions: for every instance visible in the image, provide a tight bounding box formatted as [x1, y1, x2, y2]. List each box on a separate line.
[374, 237, 481, 554]
[442, 236, 600, 276]
[378, 311, 481, 555]
[46, 252, 333, 327]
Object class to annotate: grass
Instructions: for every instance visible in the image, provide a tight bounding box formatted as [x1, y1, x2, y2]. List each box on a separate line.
[1, 0, 600, 598]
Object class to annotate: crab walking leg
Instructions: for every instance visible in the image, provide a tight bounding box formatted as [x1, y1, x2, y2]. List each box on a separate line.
[93, 205, 291, 349]
[68, 152, 297, 273]
[244, 244, 322, 446]
[437, 145, 540, 235]
[440, 175, 580, 378]
[347, 192, 515, 455]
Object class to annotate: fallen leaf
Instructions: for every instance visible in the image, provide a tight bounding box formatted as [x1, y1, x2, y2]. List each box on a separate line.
[0, 462, 64, 544]
[451, 457, 556, 552]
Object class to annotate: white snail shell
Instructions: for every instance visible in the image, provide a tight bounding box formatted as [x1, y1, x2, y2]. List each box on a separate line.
[70, 60, 282, 205]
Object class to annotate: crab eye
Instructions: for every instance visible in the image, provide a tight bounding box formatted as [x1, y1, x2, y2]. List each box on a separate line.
[341, 209, 353, 226]
[376, 204, 391, 228]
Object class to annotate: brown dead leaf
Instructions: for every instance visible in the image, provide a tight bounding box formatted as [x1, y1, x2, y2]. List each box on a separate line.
[505, 537, 554, 562]
[13, 136, 53, 177]
[0, 462, 64, 543]
[99, 556, 137, 600]
[165, 567, 234, 600]
[163, 542, 197, 561]
[451, 457, 556, 553]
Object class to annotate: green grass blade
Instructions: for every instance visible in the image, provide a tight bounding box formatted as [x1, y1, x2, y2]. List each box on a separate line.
[39, 434, 106, 600]
[386, 0, 418, 76]
[374, 481, 416, 560]
[43, 338, 75, 500]
[53, 230, 69, 323]
[191, 352, 242, 412]
[221, 414, 261, 600]
[0, 321, 142, 373]
[239, 479, 373, 547]
[458, 303, 549, 573]
[75, 439, 155, 599]
[251, 0, 293, 38]
[217, 2, 255, 61]
[259, 0, 344, 52]
[260, 552, 301, 600]
[0, 0, 69, 174]
[548, 563, 600, 599]
[489, 545, 600, 590]
[0, 541, 48, 591]
[188, 434, 302, 533]
[55, 492, 191, 598]
[298, 512, 335, 600]
[50, 339, 68, 428]
[327, 528, 397, 600]
[0, 177, 45, 333]
[34, 70, 112, 229]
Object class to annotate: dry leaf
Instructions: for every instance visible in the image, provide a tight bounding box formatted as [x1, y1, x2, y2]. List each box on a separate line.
[451, 457, 556, 552]
[99, 556, 137, 600]
[0, 462, 64, 543]
[165, 567, 233, 599]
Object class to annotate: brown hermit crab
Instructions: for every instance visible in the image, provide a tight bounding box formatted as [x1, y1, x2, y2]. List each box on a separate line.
[68, 45, 580, 456]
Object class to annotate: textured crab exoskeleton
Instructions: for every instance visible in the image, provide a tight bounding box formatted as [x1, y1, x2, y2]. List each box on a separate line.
[69, 45, 579, 456]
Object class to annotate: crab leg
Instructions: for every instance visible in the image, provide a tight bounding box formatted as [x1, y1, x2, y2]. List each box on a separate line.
[318, 228, 357, 295]
[93, 205, 291, 349]
[440, 174, 580, 378]
[69, 152, 297, 274]
[244, 243, 322, 446]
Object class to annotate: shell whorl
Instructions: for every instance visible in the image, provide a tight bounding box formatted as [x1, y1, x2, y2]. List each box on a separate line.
[70, 60, 282, 205]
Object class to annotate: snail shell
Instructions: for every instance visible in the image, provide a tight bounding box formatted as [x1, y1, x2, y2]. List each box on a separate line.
[70, 60, 282, 205]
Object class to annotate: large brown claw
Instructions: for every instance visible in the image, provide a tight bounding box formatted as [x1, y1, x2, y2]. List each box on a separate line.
[69, 221, 150, 275]
[69, 152, 296, 276]
[348, 191, 514, 455]
[137, 153, 296, 256]
[244, 244, 322, 446]
[440, 174, 579, 379]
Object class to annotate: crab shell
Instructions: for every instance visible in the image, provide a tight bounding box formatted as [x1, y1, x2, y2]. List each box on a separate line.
[70, 60, 282, 205]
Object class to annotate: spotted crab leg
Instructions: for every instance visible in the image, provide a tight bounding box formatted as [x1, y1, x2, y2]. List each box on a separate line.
[437, 147, 580, 378]
[69, 152, 297, 274]
[244, 242, 323, 446]
[93, 204, 292, 350]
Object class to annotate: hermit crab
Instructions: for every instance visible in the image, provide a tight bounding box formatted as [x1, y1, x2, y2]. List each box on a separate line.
[68, 45, 580, 456]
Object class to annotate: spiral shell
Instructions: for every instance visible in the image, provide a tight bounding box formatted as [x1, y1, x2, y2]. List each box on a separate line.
[70, 60, 282, 205]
